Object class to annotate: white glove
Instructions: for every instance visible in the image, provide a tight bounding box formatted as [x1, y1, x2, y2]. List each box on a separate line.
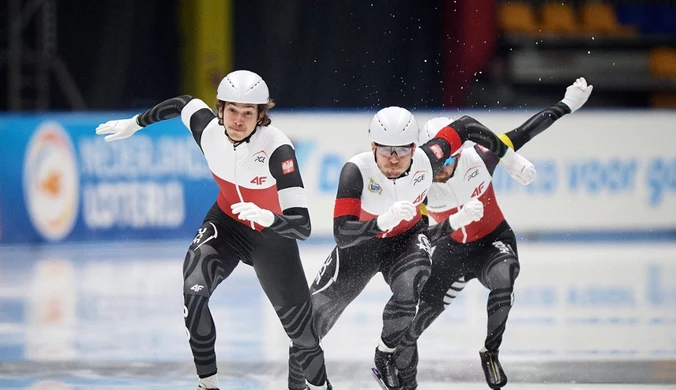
[560, 77, 593, 113]
[231, 202, 275, 227]
[377, 201, 417, 231]
[448, 199, 484, 230]
[95, 114, 143, 142]
[501, 148, 536, 185]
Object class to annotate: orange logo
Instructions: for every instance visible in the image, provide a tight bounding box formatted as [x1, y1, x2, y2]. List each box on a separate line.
[23, 122, 79, 241]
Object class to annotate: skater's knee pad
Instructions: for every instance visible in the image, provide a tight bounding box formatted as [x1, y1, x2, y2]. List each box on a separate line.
[183, 273, 211, 297]
[389, 262, 431, 302]
[183, 246, 220, 298]
[483, 255, 519, 290]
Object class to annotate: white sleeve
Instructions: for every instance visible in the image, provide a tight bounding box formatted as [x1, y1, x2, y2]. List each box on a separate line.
[180, 99, 212, 132]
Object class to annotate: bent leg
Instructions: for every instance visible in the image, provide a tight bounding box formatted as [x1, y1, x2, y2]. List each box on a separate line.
[479, 241, 520, 352]
[183, 221, 239, 379]
[288, 245, 380, 389]
[380, 233, 433, 349]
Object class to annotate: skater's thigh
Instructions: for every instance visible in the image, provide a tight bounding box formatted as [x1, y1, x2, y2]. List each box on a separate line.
[381, 232, 432, 298]
[183, 220, 240, 296]
[309, 245, 382, 337]
[420, 240, 473, 304]
[251, 231, 310, 307]
[311, 244, 381, 301]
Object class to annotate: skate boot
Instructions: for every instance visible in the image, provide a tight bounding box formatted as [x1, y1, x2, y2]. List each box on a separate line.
[479, 349, 507, 389]
[305, 378, 332, 390]
[372, 348, 401, 389]
[196, 383, 219, 390]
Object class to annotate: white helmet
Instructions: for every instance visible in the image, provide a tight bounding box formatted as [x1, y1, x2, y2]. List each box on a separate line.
[422, 116, 471, 155]
[419, 116, 452, 144]
[216, 70, 269, 104]
[368, 106, 419, 146]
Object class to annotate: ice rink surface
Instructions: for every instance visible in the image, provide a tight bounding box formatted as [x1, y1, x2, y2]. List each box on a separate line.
[0, 240, 674, 389]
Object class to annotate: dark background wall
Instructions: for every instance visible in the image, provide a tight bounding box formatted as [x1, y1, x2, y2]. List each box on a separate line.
[2, 0, 676, 111]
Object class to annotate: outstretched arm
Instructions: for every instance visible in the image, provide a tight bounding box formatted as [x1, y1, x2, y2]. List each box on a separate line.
[499, 77, 593, 152]
[420, 116, 535, 184]
[136, 95, 196, 127]
[95, 95, 215, 142]
[420, 116, 510, 176]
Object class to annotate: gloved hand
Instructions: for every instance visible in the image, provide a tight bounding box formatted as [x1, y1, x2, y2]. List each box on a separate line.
[560, 77, 593, 113]
[448, 199, 484, 230]
[95, 114, 143, 142]
[377, 201, 417, 231]
[231, 202, 275, 227]
[501, 148, 536, 185]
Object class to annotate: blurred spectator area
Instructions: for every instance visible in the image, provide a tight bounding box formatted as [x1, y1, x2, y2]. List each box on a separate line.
[2, 0, 675, 111]
[472, 0, 676, 108]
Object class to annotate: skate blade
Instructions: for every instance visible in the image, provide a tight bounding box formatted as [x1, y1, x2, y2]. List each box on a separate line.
[371, 367, 390, 390]
[487, 371, 506, 389]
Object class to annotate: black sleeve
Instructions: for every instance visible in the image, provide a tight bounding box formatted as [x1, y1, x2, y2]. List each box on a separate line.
[420, 115, 509, 175]
[136, 95, 194, 127]
[452, 115, 510, 158]
[333, 162, 382, 249]
[475, 101, 571, 174]
[501, 102, 571, 152]
[267, 145, 311, 240]
[475, 145, 501, 175]
[420, 138, 453, 175]
[136, 95, 215, 146]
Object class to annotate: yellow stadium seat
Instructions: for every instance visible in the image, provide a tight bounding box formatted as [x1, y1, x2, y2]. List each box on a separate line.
[651, 93, 676, 108]
[499, 1, 540, 35]
[539, 2, 582, 36]
[580, 2, 637, 36]
[650, 48, 676, 77]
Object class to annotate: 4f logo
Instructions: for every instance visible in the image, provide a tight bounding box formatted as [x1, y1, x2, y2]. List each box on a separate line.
[250, 176, 267, 185]
[190, 284, 204, 292]
[413, 190, 428, 204]
[471, 182, 485, 197]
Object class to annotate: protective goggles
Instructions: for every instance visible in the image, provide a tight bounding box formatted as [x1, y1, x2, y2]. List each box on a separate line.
[375, 144, 413, 157]
[443, 155, 457, 166]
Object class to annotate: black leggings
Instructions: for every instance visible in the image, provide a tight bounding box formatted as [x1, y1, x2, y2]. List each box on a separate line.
[183, 204, 327, 386]
[395, 226, 520, 389]
[288, 224, 433, 389]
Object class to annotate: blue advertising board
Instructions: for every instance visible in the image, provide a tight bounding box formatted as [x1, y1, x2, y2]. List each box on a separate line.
[0, 114, 217, 243]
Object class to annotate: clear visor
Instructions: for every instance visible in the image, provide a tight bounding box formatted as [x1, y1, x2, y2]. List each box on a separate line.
[375, 145, 413, 157]
[443, 156, 457, 166]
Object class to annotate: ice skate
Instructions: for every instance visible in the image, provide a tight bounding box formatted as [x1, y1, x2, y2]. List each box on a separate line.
[196, 382, 219, 390]
[372, 348, 401, 389]
[305, 378, 332, 389]
[479, 349, 507, 389]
